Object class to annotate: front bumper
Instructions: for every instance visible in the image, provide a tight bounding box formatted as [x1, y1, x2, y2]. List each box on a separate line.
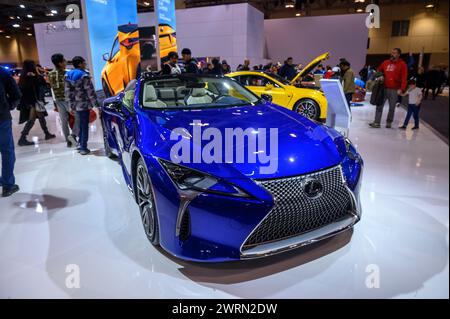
[150, 159, 363, 263]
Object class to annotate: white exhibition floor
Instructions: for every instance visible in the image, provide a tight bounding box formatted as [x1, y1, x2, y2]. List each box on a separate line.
[0, 100, 448, 299]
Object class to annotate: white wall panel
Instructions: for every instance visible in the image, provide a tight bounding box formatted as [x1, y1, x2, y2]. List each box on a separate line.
[264, 14, 368, 73]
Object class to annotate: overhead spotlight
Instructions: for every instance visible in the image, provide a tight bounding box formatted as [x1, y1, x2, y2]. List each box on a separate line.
[27, 33, 33, 36]
[295, 13, 301, 16]
[27, 14, 33, 18]
[425, 3, 435, 9]
[285, 1, 295, 9]
[9, 16, 15, 19]
[354, 0, 365, 3]
[12, 24, 20, 28]
[51, 10, 58, 14]
[19, 4, 25, 8]
[356, 8, 364, 13]
[6, 35, 11, 38]
[46, 12, 55, 16]
[143, 1, 150, 6]
[26, 27, 31, 30]
[0, 30, 3, 33]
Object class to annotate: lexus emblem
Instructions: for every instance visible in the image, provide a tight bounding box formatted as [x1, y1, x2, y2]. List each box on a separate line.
[302, 178, 324, 199]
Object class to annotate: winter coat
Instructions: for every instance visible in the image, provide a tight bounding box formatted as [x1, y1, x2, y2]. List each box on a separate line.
[48, 68, 66, 101]
[341, 68, 356, 94]
[18, 73, 47, 124]
[65, 68, 98, 112]
[0, 67, 21, 122]
[370, 79, 385, 106]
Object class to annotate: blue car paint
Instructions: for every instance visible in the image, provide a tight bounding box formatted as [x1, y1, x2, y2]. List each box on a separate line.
[100, 77, 363, 262]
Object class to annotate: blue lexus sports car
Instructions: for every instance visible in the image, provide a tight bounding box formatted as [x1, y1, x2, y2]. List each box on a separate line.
[100, 73, 363, 262]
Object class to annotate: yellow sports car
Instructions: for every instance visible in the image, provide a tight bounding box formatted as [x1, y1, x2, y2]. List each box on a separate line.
[101, 24, 140, 97]
[158, 24, 177, 61]
[227, 52, 329, 120]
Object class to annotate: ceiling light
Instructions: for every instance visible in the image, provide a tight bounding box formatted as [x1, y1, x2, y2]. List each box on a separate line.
[51, 10, 58, 14]
[26, 27, 31, 30]
[19, 4, 25, 8]
[12, 24, 20, 28]
[143, 1, 150, 6]
[354, 0, 365, 3]
[356, 8, 364, 12]
[46, 12, 55, 16]
[27, 33, 33, 36]
[285, 0, 295, 8]
[9, 16, 15, 19]
[296, 13, 301, 16]
[425, 4, 435, 8]
[0, 30, 3, 33]
[27, 14, 33, 18]
[6, 35, 11, 39]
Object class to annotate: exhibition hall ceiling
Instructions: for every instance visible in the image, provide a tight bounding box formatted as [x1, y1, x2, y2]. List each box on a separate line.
[0, 0, 441, 36]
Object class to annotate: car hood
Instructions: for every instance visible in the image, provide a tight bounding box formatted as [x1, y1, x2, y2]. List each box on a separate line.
[142, 103, 343, 179]
[291, 52, 330, 84]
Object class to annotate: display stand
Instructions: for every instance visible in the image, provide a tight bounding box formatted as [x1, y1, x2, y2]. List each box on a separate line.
[320, 79, 351, 137]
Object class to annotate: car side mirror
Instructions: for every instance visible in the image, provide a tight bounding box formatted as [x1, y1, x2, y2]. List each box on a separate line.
[105, 101, 122, 111]
[261, 94, 272, 103]
[102, 53, 110, 61]
[265, 83, 274, 90]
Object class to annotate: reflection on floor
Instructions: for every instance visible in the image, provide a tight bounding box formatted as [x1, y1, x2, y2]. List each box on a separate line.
[0, 100, 448, 298]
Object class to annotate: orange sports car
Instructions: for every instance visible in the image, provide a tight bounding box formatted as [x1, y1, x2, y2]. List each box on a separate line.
[101, 24, 140, 97]
[158, 24, 177, 61]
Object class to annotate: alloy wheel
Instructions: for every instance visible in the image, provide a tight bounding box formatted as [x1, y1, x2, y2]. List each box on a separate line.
[136, 162, 158, 244]
[297, 100, 319, 120]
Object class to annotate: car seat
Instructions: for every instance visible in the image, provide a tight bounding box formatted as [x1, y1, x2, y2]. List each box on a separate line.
[143, 85, 167, 108]
[185, 88, 213, 105]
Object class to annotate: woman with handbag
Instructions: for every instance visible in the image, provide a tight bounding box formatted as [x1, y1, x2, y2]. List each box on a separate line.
[17, 60, 55, 146]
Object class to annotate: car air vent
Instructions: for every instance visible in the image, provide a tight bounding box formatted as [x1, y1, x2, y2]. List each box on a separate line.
[179, 208, 191, 242]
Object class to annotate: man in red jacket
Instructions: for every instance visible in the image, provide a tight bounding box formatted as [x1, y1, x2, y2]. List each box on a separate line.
[369, 48, 408, 128]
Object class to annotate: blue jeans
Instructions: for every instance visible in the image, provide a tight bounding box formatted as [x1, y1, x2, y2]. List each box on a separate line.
[403, 104, 421, 127]
[77, 110, 90, 151]
[0, 120, 16, 187]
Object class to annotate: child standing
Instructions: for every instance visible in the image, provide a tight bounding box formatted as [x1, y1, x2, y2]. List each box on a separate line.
[399, 79, 423, 130]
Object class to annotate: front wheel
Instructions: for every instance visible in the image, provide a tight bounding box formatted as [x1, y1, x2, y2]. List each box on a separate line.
[293, 98, 321, 120]
[136, 158, 160, 246]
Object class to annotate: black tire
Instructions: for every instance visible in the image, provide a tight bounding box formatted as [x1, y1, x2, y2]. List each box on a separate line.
[136, 158, 160, 246]
[293, 98, 321, 120]
[103, 133, 117, 159]
[102, 80, 112, 98]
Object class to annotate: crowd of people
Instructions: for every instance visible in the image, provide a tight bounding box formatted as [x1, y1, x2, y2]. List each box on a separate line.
[0, 53, 98, 197]
[0, 46, 448, 198]
[368, 48, 448, 129]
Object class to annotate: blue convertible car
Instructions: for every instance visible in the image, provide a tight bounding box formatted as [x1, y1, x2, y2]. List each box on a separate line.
[100, 73, 363, 262]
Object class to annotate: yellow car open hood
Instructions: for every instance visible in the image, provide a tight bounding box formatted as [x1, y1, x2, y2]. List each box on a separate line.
[290, 52, 330, 85]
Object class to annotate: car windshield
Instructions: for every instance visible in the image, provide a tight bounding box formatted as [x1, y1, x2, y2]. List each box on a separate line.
[141, 76, 259, 109]
[265, 72, 291, 85]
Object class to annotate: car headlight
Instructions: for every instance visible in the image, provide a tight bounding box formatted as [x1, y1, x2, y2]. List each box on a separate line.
[344, 138, 359, 161]
[158, 159, 250, 198]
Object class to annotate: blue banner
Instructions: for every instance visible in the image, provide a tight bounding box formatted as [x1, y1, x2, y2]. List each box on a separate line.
[82, 0, 138, 90]
[155, 0, 177, 65]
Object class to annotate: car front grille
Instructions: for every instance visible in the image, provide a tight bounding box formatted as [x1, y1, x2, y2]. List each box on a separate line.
[242, 165, 352, 251]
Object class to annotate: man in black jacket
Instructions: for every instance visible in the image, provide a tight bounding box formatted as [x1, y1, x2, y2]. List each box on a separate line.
[0, 66, 21, 197]
[278, 57, 297, 81]
[181, 48, 199, 74]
